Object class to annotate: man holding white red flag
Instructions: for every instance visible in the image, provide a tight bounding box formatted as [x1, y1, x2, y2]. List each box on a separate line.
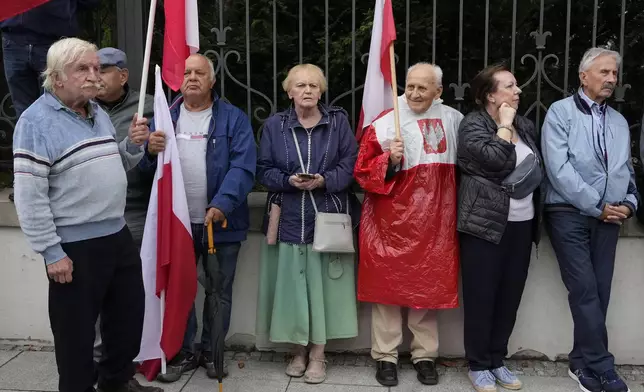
[354, 63, 463, 387]
[140, 54, 256, 383]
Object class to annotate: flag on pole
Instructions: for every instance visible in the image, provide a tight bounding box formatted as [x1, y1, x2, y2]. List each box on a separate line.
[356, 0, 397, 140]
[0, 0, 51, 22]
[136, 66, 197, 381]
[162, 0, 200, 91]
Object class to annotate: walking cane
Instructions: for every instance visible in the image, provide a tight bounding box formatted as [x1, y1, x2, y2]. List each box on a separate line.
[206, 220, 227, 392]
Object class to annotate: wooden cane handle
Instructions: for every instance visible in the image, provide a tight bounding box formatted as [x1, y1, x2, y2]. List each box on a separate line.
[207, 222, 215, 254]
[207, 219, 228, 254]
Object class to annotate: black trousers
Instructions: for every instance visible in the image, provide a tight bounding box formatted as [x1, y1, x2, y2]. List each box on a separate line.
[460, 220, 533, 371]
[545, 211, 619, 374]
[50, 227, 144, 392]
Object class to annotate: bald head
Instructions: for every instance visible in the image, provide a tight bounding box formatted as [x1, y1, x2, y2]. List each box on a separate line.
[181, 54, 216, 106]
[405, 62, 443, 114]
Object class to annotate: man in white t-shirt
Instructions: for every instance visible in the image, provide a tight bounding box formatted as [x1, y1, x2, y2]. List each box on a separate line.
[141, 54, 257, 382]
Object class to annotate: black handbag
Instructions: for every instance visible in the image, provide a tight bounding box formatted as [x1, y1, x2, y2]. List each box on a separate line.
[473, 153, 543, 199]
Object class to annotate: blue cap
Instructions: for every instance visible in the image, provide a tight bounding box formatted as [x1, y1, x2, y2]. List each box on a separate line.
[97, 47, 127, 69]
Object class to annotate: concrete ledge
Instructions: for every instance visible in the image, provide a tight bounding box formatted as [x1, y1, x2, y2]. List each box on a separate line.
[2, 189, 644, 365]
[3, 188, 644, 236]
[0, 189, 19, 228]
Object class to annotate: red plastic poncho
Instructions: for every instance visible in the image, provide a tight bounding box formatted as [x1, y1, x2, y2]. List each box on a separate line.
[355, 98, 463, 309]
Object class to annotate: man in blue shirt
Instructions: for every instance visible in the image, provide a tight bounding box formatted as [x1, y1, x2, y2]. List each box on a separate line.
[541, 47, 638, 392]
[1, 0, 99, 118]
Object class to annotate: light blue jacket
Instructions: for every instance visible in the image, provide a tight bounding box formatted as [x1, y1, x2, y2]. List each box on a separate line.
[541, 92, 638, 217]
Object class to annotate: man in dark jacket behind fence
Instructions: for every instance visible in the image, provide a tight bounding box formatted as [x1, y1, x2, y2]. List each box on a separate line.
[1, 0, 100, 118]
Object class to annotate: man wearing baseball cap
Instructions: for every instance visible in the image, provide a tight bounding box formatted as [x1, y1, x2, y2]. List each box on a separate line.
[93, 47, 155, 375]
[96, 47, 154, 247]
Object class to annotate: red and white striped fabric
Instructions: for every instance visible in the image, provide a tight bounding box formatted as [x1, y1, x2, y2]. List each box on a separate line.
[0, 0, 51, 22]
[136, 66, 197, 381]
[162, 0, 200, 91]
[356, 0, 397, 140]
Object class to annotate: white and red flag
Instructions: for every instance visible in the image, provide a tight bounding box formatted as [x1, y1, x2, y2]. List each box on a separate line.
[136, 66, 197, 381]
[356, 0, 397, 140]
[0, 0, 51, 22]
[162, 0, 200, 91]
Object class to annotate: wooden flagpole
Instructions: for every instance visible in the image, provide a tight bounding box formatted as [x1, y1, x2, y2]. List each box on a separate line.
[388, 43, 402, 139]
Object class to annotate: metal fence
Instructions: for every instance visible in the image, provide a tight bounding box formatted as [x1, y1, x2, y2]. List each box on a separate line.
[1, 0, 643, 176]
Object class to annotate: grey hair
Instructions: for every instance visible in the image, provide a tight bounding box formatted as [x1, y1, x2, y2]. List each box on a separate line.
[42, 38, 98, 92]
[407, 62, 443, 87]
[578, 47, 621, 73]
[191, 53, 216, 82]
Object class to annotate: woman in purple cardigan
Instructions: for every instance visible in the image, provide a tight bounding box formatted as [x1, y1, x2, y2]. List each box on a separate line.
[255, 64, 359, 384]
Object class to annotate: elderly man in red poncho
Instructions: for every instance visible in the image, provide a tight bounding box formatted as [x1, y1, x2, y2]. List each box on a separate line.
[354, 62, 463, 388]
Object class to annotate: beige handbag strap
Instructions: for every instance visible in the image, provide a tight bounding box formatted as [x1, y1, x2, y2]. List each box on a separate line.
[290, 127, 350, 215]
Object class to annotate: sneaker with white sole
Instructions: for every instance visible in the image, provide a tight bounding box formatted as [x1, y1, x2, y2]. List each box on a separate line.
[491, 366, 522, 390]
[469, 370, 497, 392]
[568, 367, 602, 392]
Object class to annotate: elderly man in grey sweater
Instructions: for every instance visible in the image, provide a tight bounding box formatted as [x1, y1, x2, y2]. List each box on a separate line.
[12, 37, 161, 392]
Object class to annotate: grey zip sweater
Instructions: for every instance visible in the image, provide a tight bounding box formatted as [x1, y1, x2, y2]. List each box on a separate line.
[97, 85, 155, 212]
[12, 92, 143, 264]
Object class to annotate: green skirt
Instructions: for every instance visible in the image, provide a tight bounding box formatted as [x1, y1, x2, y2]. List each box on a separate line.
[256, 242, 359, 345]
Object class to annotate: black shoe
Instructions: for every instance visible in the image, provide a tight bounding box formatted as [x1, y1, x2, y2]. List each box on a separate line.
[414, 360, 439, 385]
[156, 352, 197, 383]
[99, 379, 163, 392]
[568, 367, 602, 392]
[199, 351, 229, 379]
[375, 361, 398, 387]
[599, 369, 630, 392]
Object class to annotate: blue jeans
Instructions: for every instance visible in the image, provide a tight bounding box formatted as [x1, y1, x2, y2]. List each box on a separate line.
[1, 34, 49, 118]
[182, 223, 240, 355]
[545, 210, 619, 375]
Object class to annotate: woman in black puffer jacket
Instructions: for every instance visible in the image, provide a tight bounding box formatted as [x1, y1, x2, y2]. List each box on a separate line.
[456, 64, 545, 392]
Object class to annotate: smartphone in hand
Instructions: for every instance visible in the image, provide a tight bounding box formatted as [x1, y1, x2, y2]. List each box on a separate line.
[297, 173, 316, 180]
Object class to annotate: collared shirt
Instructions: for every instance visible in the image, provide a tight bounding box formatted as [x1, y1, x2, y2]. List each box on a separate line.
[50, 92, 96, 127]
[579, 88, 607, 162]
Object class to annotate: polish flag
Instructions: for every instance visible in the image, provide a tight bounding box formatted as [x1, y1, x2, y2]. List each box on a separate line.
[136, 66, 197, 381]
[162, 0, 200, 91]
[356, 0, 397, 140]
[0, 0, 51, 22]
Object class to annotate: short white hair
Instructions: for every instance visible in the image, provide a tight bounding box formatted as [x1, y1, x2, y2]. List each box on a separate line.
[42, 38, 97, 92]
[192, 53, 216, 82]
[578, 47, 622, 73]
[407, 62, 443, 87]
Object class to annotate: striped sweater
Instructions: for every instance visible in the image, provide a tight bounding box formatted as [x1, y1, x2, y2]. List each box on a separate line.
[13, 92, 144, 264]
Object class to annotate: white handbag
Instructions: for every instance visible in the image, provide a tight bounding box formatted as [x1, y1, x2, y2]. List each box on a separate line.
[291, 128, 355, 254]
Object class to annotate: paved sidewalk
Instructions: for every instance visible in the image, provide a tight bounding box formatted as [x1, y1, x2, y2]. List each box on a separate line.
[1, 348, 643, 392]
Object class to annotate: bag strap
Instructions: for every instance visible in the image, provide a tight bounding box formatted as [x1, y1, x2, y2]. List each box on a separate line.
[290, 127, 350, 216]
